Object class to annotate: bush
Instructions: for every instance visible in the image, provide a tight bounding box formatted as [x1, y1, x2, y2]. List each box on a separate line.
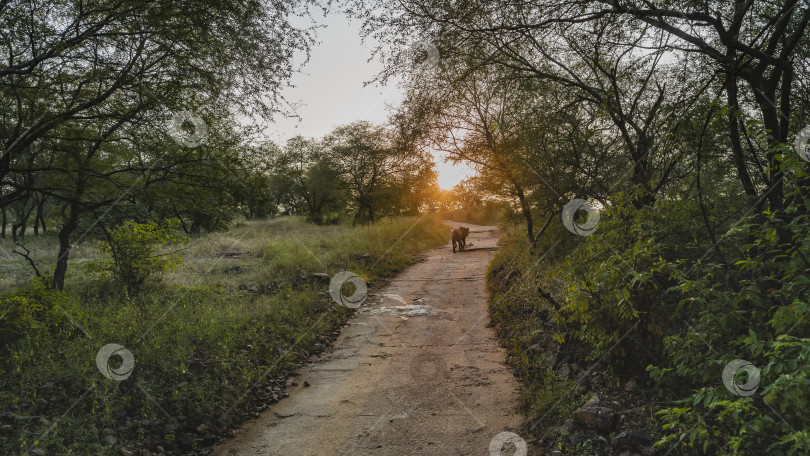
[650, 194, 810, 455]
[93, 220, 189, 291]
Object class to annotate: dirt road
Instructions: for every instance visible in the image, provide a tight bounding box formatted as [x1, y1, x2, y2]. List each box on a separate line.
[214, 222, 527, 456]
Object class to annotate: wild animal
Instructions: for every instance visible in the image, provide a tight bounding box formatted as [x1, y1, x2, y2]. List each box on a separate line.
[451, 226, 470, 253]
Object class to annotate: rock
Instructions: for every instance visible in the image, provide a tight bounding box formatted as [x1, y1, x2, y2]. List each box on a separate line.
[641, 446, 656, 456]
[561, 418, 574, 433]
[104, 434, 118, 445]
[544, 317, 557, 327]
[625, 380, 637, 391]
[572, 401, 616, 432]
[30, 448, 45, 456]
[216, 251, 244, 258]
[612, 430, 655, 451]
[557, 365, 571, 378]
[120, 448, 135, 456]
[197, 423, 208, 432]
[311, 273, 330, 284]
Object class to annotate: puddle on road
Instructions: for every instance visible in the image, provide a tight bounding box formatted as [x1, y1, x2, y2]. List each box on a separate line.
[364, 304, 433, 319]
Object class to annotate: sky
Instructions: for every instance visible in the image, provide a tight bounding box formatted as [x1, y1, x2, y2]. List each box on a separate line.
[264, 13, 475, 190]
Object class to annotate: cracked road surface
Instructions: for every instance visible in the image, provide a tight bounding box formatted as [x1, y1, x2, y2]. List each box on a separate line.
[214, 222, 526, 456]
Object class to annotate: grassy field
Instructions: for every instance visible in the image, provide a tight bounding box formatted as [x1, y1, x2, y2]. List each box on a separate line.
[0, 215, 449, 455]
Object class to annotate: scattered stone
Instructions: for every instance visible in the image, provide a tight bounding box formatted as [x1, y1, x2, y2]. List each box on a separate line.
[557, 365, 571, 378]
[544, 317, 557, 327]
[120, 448, 134, 456]
[223, 266, 244, 274]
[572, 397, 616, 432]
[311, 273, 330, 284]
[625, 380, 637, 391]
[612, 430, 655, 451]
[216, 252, 244, 258]
[197, 423, 208, 432]
[104, 434, 118, 445]
[561, 418, 574, 433]
[30, 448, 45, 456]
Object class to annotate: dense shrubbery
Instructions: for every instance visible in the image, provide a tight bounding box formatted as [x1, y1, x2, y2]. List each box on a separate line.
[488, 166, 810, 454]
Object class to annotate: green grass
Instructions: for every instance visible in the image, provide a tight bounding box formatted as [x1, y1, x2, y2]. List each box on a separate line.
[0, 215, 449, 455]
[486, 223, 582, 437]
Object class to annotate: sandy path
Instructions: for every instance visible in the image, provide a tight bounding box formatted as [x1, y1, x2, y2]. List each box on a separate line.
[213, 222, 526, 456]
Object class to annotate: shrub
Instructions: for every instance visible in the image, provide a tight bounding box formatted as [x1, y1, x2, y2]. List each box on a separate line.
[93, 220, 189, 291]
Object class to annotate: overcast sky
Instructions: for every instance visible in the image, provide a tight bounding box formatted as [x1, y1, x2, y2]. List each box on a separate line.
[264, 13, 474, 190]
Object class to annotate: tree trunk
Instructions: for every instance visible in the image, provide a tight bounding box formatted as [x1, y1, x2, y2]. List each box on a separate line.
[53, 206, 79, 290]
[511, 179, 535, 245]
[726, 71, 758, 198]
[17, 203, 33, 240]
[34, 197, 46, 235]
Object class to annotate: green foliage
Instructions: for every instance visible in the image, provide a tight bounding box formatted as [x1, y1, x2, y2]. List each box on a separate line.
[0, 280, 76, 355]
[93, 220, 189, 291]
[0, 216, 449, 455]
[649, 194, 810, 455]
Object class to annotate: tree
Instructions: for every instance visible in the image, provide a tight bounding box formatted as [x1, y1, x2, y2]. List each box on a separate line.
[324, 121, 435, 224]
[1, 0, 326, 289]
